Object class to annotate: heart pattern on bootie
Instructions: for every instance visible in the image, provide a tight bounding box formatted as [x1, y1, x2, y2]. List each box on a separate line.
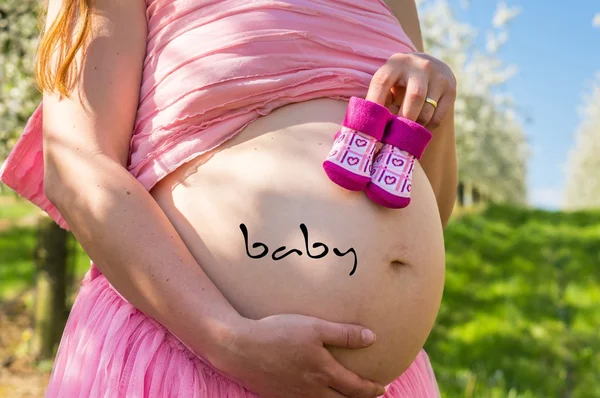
[323, 96, 392, 191]
[365, 116, 431, 209]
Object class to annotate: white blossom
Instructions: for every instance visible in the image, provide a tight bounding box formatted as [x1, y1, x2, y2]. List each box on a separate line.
[419, 0, 528, 203]
[564, 73, 600, 209]
[492, 1, 521, 28]
[486, 30, 508, 54]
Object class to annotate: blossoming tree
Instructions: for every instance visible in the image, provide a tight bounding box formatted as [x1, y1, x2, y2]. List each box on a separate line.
[418, 0, 529, 205]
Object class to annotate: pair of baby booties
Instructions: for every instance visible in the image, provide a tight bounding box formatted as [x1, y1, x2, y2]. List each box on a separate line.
[323, 97, 432, 209]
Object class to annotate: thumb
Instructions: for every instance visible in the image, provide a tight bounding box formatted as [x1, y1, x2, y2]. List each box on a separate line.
[314, 320, 377, 348]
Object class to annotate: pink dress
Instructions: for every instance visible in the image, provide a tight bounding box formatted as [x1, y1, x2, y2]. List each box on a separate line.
[0, 0, 441, 396]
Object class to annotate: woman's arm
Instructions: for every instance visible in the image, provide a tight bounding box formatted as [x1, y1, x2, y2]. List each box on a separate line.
[42, 0, 241, 363]
[383, 0, 458, 228]
[384, 0, 425, 52]
[42, 1, 384, 396]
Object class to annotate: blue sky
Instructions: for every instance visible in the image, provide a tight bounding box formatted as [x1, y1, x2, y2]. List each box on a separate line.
[446, 0, 599, 209]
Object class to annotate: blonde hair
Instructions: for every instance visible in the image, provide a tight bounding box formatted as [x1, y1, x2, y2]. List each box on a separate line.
[34, 0, 93, 97]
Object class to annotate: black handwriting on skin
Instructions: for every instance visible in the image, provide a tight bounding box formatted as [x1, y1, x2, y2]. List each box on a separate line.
[239, 223, 358, 276]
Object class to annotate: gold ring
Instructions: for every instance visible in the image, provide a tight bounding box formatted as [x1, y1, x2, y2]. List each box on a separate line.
[425, 97, 438, 109]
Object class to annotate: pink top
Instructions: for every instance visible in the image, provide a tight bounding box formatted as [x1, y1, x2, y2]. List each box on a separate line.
[0, 0, 416, 230]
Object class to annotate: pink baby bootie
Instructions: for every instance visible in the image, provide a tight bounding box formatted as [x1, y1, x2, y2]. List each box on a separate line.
[365, 117, 432, 209]
[323, 96, 392, 191]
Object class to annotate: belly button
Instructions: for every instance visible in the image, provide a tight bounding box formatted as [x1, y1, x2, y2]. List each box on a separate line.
[390, 260, 409, 268]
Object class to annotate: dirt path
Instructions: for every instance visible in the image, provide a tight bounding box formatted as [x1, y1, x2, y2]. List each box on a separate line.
[0, 366, 49, 398]
[0, 301, 50, 397]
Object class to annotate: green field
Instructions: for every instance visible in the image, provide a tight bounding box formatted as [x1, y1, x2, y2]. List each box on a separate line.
[426, 205, 600, 397]
[1, 195, 599, 397]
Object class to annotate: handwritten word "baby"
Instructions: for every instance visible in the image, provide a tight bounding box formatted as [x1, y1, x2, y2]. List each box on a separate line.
[239, 223, 358, 276]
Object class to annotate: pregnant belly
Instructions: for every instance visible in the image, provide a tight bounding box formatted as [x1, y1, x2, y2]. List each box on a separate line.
[150, 98, 446, 385]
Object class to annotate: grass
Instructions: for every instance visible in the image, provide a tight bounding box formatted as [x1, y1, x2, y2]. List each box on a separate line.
[0, 226, 38, 299]
[426, 204, 600, 397]
[0, 191, 38, 222]
[0, 193, 90, 302]
[0, 200, 37, 222]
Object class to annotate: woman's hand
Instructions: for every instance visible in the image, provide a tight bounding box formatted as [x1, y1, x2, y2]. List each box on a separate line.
[366, 52, 457, 129]
[213, 315, 386, 398]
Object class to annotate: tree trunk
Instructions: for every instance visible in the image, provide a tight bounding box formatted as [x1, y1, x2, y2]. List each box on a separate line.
[473, 186, 481, 204]
[457, 181, 465, 207]
[30, 216, 69, 360]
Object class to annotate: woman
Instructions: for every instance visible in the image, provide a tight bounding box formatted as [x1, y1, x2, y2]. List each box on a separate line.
[0, 0, 457, 396]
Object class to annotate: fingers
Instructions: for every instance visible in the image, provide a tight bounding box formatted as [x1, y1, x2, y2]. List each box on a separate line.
[415, 78, 443, 127]
[398, 73, 428, 122]
[365, 58, 408, 106]
[326, 360, 387, 398]
[366, 52, 456, 133]
[315, 320, 377, 349]
[426, 94, 452, 130]
[312, 321, 384, 397]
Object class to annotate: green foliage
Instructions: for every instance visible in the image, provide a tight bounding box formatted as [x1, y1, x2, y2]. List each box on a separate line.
[427, 204, 600, 397]
[0, 0, 42, 158]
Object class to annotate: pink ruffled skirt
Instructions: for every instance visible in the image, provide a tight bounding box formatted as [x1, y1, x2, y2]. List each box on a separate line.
[45, 264, 440, 397]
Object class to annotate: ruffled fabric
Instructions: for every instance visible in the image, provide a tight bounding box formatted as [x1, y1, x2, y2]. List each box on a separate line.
[45, 265, 255, 397]
[0, 104, 69, 229]
[0, 0, 416, 229]
[45, 263, 440, 397]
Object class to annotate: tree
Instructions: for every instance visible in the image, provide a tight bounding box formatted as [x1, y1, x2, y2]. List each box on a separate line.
[564, 13, 600, 210]
[0, 0, 42, 159]
[417, 0, 529, 204]
[563, 74, 600, 209]
[30, 216, 69, 360]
